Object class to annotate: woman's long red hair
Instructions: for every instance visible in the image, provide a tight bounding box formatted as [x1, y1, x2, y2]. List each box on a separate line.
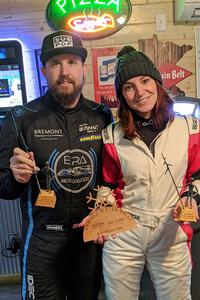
[118, 82, 175, 139]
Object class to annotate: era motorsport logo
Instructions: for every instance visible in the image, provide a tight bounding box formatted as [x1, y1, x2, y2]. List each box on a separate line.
[53, 149, 95, 193]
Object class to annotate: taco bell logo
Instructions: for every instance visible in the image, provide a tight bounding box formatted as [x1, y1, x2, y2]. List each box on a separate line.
[53, 35, 73, 48]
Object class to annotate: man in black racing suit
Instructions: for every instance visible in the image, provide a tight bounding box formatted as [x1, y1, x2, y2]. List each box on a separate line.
[0, 30, 113, 300]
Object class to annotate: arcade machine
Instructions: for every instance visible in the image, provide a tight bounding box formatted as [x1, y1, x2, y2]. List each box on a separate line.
[0, 40, 26, 277]
[173, 95, 200, 118]
[0, 39, 27, 129]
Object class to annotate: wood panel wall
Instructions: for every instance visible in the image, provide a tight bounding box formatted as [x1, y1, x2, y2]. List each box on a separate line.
[0, 0, 199, 100]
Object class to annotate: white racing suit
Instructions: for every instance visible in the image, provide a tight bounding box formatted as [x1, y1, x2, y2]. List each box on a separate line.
[99, 115, 200, 300]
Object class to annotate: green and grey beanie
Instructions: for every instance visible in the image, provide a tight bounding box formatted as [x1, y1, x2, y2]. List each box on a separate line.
[115, 46, 163, 99]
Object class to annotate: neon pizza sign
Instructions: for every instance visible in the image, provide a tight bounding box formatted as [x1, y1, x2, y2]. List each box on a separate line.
[46, 0, 132, 40]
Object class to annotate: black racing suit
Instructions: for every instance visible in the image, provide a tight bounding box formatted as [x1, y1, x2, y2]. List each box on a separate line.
[0, 91, 113, 300]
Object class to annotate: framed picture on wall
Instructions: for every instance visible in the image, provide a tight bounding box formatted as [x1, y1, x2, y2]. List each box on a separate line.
[34, 49, 48, 96]
[91, 47, 120, 108]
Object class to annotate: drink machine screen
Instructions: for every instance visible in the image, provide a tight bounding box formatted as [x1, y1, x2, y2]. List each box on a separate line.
[0, 64, 23, 107]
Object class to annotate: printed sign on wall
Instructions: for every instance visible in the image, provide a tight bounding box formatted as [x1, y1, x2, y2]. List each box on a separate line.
[92, 47, 120, 108]
[139, 34, 193, 96]
[159, 63, 192, 89]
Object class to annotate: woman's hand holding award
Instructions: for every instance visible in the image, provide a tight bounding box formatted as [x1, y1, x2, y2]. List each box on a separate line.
[83, 187, 136, 242]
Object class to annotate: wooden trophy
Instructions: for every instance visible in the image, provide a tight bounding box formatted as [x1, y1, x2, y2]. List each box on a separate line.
[83, 187, 137, 242]
[176, 205, 196, 222]
[162, 154, 197, 223]
[176, 183, 197, 222]
[35, 161, 57, 208]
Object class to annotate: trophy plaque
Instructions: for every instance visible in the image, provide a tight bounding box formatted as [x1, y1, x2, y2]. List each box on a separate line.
[35, 189, 57, 208]
[176, 182, 197, 222]
[176, 186, 197, 223]
[35, 161, 57, 208]
[176, 205, 196, 222]
[83, 187, 137, 242]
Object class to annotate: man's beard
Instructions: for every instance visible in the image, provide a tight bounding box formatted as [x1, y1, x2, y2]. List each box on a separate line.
[50, 74, 84, 108]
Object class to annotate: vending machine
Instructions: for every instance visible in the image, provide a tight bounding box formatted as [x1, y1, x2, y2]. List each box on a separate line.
[0, 39, 27, 128]
[0, 40, 26, 276]
[173, 95, 200, 118]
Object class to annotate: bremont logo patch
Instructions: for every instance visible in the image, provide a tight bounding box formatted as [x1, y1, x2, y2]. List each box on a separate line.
[33, 128, 63, 141]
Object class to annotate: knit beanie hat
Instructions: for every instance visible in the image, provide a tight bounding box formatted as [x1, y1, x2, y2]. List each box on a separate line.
[115, 46, 162, 99]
